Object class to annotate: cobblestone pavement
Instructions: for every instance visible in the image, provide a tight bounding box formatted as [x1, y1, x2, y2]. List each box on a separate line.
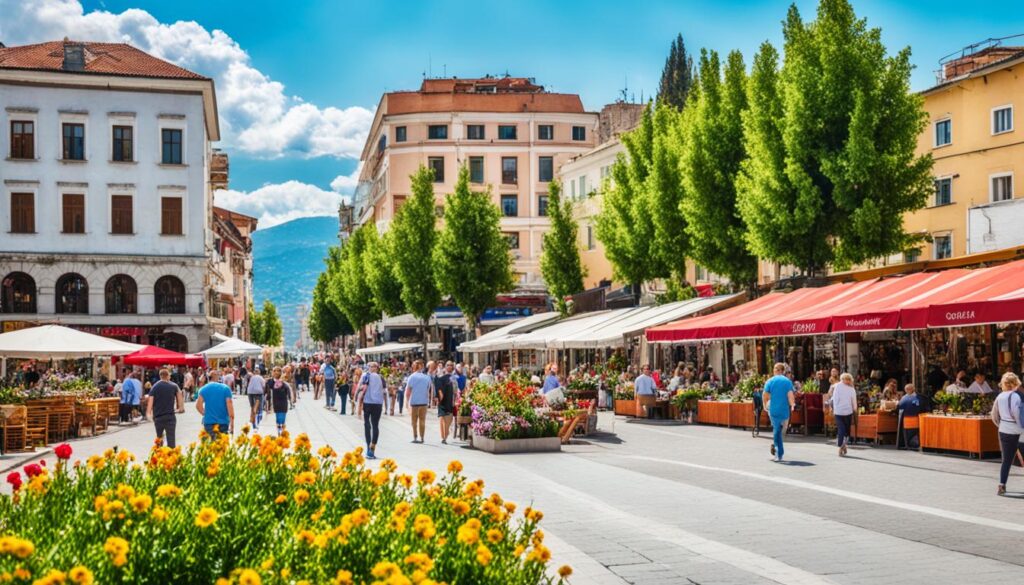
[5, 395, 1024, 585]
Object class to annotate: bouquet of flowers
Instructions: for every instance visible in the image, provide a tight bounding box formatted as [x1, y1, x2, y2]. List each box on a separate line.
[468, 380, 559, 440]
[613, 382, 635, 401]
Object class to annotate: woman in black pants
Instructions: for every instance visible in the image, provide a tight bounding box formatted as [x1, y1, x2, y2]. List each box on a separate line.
[993, 372, 1023, 496]
[358, 362, 386, 460]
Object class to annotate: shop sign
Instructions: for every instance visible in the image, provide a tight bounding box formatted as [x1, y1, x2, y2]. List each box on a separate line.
[102, 327, 147, 337]
[481, 307, 532, 321]
[944, 310, 976, 323]
[842, 316, 882, 329]
[791, 322, 818, 334]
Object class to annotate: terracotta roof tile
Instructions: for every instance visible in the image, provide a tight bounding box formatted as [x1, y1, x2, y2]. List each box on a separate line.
[0, 40, 208, 81]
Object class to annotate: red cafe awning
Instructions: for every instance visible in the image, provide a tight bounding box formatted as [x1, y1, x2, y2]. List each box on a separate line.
[830, 270, 969, 332]
[924, 261, 1024, 327]
[121, 345, 206, 368]
[758, 280, 882, 337]
[646, 290, 819, 342]
[898, 263, 1014, 329]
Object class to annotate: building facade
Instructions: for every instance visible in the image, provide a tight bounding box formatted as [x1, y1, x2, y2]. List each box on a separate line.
[354, 76, 599, 286]
[0, 40, 220, 352]
[210, 206, 257, 340]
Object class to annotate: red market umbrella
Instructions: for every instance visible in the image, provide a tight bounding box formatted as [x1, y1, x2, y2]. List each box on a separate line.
[120, 345, 206, 368]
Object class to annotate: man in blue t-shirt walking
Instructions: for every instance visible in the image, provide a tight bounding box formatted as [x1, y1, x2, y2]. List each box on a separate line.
[196, 369, 235, 439]
[320, 356, 338, 410]
[763, 362, 795, 462]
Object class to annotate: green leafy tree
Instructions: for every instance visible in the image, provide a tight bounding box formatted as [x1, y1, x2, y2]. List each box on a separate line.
[647, 103, 689, 286]
[433, 166, 514, 334]
[736, 0, 933, 275]
[330, 224, 378, 346]
[595, 105, 659, 304]
[363, 226, 406, 317]
[247, 301, 263, 344]
[681, 49, 758, 288]
[391, 166, 443, 355]
[309, 270, 353, 345]
[258, 299, 283, 347]
[540, 180, 585, 315]
[657, 33, 694, 110]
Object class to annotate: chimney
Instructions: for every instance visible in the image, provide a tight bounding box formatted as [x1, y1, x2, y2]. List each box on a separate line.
[63, 42, 85, 71]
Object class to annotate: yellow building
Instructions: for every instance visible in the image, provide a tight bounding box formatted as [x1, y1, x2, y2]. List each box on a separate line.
[901, 45, 1024, 262]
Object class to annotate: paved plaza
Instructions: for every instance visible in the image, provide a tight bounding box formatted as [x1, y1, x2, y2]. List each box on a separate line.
[4, 395, 1023, 585]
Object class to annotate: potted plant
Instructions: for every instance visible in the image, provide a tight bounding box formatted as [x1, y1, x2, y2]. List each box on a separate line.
[613, 383, 635, 416]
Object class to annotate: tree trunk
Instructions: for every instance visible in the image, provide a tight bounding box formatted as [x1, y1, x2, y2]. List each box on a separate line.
[421, 319, 430, 360]
[632, 282, 642, 306]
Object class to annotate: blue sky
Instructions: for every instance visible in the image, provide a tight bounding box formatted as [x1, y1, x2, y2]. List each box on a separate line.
[6, 0, 1024, 227]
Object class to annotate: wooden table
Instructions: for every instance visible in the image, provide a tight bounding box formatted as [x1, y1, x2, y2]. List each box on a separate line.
[852, 412, 899, 445]
[919, 414, 1000, 458]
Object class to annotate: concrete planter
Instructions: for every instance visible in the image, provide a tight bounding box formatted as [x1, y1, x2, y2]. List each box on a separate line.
[471, 434, 561, 454]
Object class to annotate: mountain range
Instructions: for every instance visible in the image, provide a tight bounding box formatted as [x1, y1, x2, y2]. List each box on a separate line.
[251, 215, 339, 348]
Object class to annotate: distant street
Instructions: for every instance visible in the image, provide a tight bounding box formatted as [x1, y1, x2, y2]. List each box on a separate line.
[6, 396, 1023, 585]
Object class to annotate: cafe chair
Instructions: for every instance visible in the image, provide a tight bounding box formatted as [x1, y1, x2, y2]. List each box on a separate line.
[802, 393, 825, 436]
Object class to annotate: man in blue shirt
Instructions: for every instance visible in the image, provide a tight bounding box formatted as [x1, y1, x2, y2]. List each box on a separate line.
[763, 363, 795, 462]
[542, 364, 561, 394]
[898, 383, 922, 448]
[320, 356, 338, 410]
[119, 371, 141, 424]
[634, 365, 657, 396]
[196, 369, 235, 439]
[404, 360, 433, 444]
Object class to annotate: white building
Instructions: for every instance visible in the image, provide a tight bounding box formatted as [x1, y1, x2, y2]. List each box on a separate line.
[0, 40, 219, 352]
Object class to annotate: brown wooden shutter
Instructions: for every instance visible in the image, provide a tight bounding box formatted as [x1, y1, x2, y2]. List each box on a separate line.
[62, 194, 85, 234]
[161, 197, 183, 235]
[111, 195, 133, 234]
[10, 193, 34, 233]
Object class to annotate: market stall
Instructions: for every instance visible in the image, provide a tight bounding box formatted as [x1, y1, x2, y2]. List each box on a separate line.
[355, 342, 441, 357]
[200, 336, 263, 359]
[120, 345, 206, 368]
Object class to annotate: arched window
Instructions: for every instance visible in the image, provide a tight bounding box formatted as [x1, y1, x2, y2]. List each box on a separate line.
[154, 276, 185, 314]
[157, 332, 188, 353]
[55, 273, 89, 314]
[104, 275, 137, 314]
[1, 272, 36, 314]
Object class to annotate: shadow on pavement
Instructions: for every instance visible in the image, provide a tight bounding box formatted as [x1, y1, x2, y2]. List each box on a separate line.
[777, 460, 815, 467]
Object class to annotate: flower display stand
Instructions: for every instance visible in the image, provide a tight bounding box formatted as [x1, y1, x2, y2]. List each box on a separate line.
[472, 435, 561, 454]
[613, 399, 635, 416]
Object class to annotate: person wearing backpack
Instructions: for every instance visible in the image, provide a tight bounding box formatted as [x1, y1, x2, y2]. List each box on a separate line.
[991, 372, 1024, 496]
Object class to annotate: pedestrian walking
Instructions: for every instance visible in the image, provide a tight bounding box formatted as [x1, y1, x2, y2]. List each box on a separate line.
[268, 366, 296, 436]
[763, 363, 795, 462]
[337, 371, 351, 415]
[405, 360, 432, 443]
[147, 368, 184, 447]
[119, 371, 141, 424]
[831, 372, 858, 456]
[358, 362, 387, 459]
[992, 372, 1024, 496]
[436, 361, 457, 444]
[196, 369, 234, 439]
[246, 367, 266, 427]
[321, 356, 338, 410]
[182, 367, 195, 402]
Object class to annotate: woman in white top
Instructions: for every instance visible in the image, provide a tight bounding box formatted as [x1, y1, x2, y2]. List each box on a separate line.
[831, 373, 858, 457]
[992, 372, 1023, 495]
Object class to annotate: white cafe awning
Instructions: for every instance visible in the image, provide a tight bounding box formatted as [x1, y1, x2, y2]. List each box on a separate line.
[457, 312, 560, 353]
[201, 337, 264, 359]
[556, 295, 739, 349]
[356, 342, 441, 356]
[508, 311, 616, 351]
[0, 324, 144, 359]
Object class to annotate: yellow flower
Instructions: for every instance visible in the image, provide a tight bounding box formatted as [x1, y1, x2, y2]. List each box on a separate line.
[295, 530, 316, 546]
[238, 569, 261, 585]
[397, 474, 413, 489]
[115, 483, 135, 500]
[103, 536, 129, 567]
[525, 506, 544, 522]
[413, 514, 436, 539]
[318, 445, 336, 458]
[380, 458, 398, 472]
[532, 529, 545, 546]
[33, 568, 66, 584]
[447, 498, 470, 515]
[476, 544, 493, 566]
[294, 471, 316, 485]
[321, 489, 334, 502]
[447, 460, 463, 474]
[393, 502, 412, 518]
[274, 494, 287, 505]
[216, 579, 230, 585]
[403, 552, 434, 572]
[514, 545, 525, 557]
[350, 508, 371, 526]
[155, 484, 182, 498]
[93, 495, 108, 513]
[279, 568, 291, 579]
[464, 479, 484, 498]
[151, 506, 169, 522]
[456, 525, 479, 545]
[260, 557, 274, 571]
[195, 507, 219, 528]
[504, 501, 517, 514]
[129, 494, 152, 513]
[486, 528, 503, 544]
[332, 570, 353, 585]
[558, 565, 573, 578]
[417, 470, 436, 485]
[370, 470, 390, 486]
[68, 566, 94, 585]
[294, 488, 310, 505]
[371, 561, 400, 578]
[9, 538, 34, 559]
[294, 433, 312, 451]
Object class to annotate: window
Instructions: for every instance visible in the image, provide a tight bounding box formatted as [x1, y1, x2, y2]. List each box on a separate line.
[578, 175, 587, 198]
[161, 197, 183, 235]
[696, 266, 708, 281]
[600, 165, 611, 179]
[1, 272, 36, 314]
[498, 125, 517, 140]
[538, 195, 549, 217]
[104, 275, 137, 314]
[992, 174, 1013, 202]
[428, 125, 448, 140]
[111, 195, 133, 234]
[501, 194, 518, 217]
[934, 119, 951, 147]
[504, 232, 520, 249]
[395, 126, 407, 142]
[993, 106, 1013, 135]
[155, 276, 186, 314]
[435, 205, 445, 218]
[538, 125, 553, 140]
[428, 157, 445, 183]
[62, 194, 85, 234]
[112, 125, 133, 162]
[501, 157, 517, 184]
[466, 125, 485, 140]
[539, 156, 553, 182]
[10, 193, 34, 233]
[55, 273, 88, 314]
[934, 178, 952, 206]
[377, 134, 387, 152]
[586, 225, 595, 250]
[572, 126, 586, 141]
[933, 235, 952, 260]
[393, 195, 407, 215]
[62, 123, 85, 160]
[469, 156, 485, 183]
[10, 121, 34, 159]
[570, 179, 576, 199]
[904, 248, 921, 264]
[161, 128, 183, 164]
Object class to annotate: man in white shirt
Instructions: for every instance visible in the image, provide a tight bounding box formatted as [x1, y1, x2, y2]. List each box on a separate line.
[246, 369, 266, 425]
[635, 364, 657, 396]
[967, 372, 994, 395]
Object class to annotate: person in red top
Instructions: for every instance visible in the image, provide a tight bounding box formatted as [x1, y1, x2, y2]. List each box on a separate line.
[652, 368, 663, 389]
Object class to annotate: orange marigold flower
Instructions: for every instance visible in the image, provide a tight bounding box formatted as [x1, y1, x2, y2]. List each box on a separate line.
[417, 470, 436, 485]
[194, 507, 219, 528]
[447, 460, 463, 474]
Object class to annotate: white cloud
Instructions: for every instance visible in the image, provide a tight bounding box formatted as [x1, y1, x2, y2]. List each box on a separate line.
[0, 0, 373, 159]
[330, 163, 363, 195]
[215, 182, 343, 229]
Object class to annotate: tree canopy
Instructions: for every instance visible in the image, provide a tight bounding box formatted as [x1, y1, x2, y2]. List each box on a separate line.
[540, 180, 585, 315]
[330, 223, 379, 343]
[251, 299, 282, 347]
[363, 226, 406, 317]
[657, 33, 694, 109]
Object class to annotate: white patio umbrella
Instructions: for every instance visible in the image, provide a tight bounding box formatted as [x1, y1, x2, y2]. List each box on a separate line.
[200, 337, 263, 359]
[0, 324, 144, 377]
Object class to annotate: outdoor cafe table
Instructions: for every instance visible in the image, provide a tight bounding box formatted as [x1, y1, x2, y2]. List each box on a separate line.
[919, 414, 1000, 458]
[697, 400, 769, 428]
[852, 412, 899, 445]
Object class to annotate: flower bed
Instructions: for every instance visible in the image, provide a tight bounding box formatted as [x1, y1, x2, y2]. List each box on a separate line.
[0, 433, 572, 584]
[468, 381, 559, 441]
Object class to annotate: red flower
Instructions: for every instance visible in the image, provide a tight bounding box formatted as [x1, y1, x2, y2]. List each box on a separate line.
[54, 443, 73, 460]
[23, 463, 42, 478]
[6, 472, 22, 491]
